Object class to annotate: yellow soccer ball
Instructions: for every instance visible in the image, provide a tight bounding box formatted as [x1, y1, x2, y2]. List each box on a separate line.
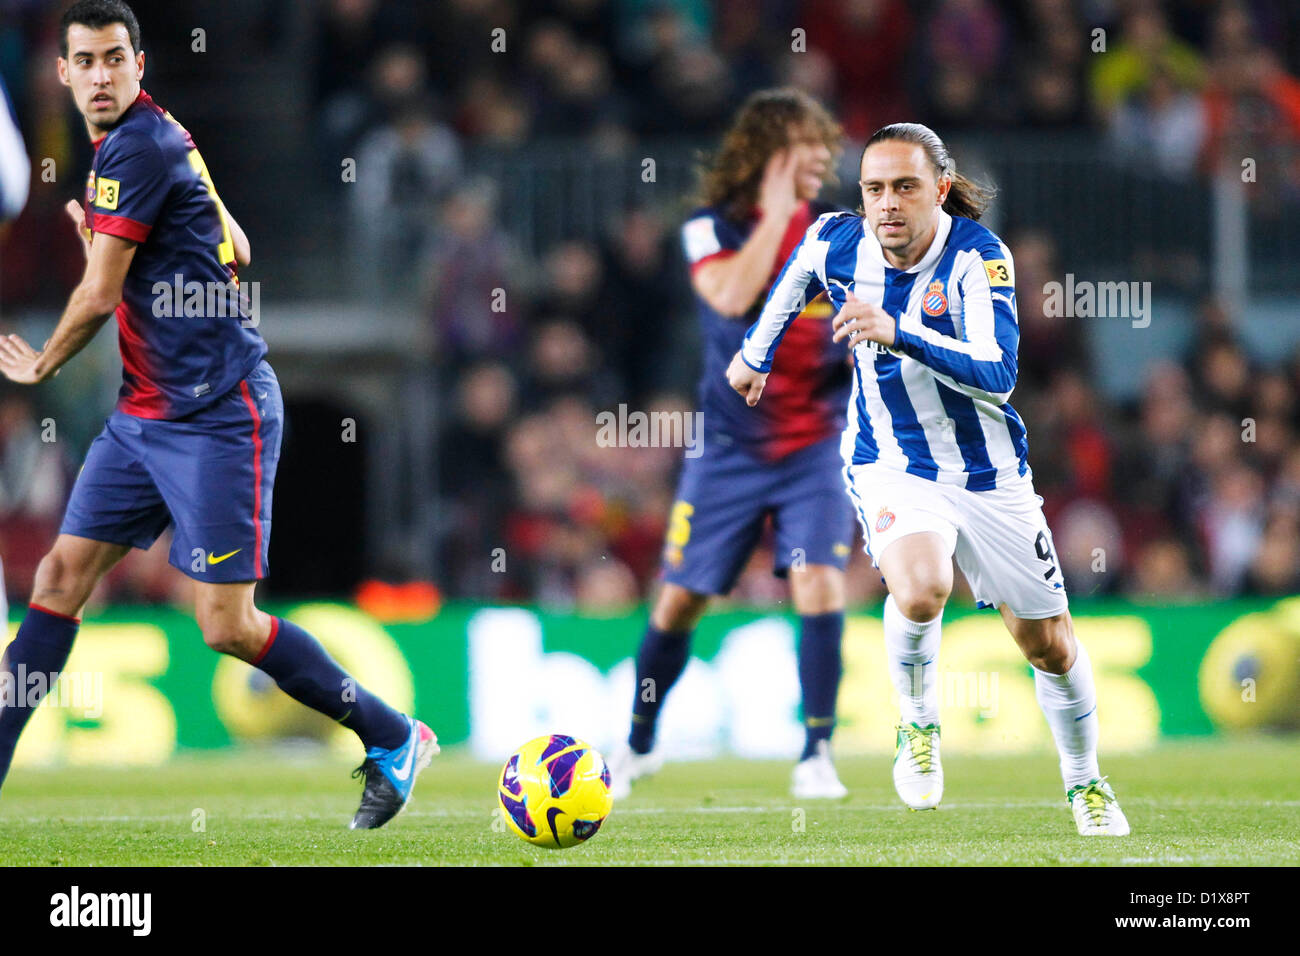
[497, 734, 613, 848]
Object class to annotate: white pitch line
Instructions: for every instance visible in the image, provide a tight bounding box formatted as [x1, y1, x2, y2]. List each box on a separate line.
[4, 798, 1298, 826]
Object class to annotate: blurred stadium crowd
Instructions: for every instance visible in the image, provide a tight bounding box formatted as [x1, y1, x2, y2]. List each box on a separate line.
[1, 0, 1299, 611]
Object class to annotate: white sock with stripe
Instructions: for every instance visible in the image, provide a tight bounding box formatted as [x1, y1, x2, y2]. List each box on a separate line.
[883, 593, 942, 726]
[1033, 639, 1101, 790]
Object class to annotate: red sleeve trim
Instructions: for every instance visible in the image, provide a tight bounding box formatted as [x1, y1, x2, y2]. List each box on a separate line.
[251, 615, 280, 666]
[29, 603, 82, 624]
[92, 213, 151, 243]
[689, 249, 736, 275]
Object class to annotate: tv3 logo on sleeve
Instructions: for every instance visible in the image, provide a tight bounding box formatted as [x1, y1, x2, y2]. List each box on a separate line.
[94, 176, 121, 211]
[983, 259, 1013, 286]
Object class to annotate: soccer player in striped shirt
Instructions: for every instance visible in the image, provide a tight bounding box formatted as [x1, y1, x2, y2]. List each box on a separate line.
[728, 123, 1130, 835]
[0, 0, 435, 828]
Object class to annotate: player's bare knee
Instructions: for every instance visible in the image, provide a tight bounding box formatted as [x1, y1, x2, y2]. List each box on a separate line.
[197, 610, 262, 659]
[32, 551, 66, 596]
[790, 565, 844, 615]
[651, 585, 708, 632]
[199, 622, 242, 656]
[1020, 614, 1073, 673]
[32, 549, 94, 609]
[890, 578, 950, 623]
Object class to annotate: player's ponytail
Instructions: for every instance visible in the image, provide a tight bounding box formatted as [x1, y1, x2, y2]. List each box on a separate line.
[863, 123, 996, 222]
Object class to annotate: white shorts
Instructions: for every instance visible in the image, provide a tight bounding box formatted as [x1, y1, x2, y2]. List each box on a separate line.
[844, 463, 1069, 620]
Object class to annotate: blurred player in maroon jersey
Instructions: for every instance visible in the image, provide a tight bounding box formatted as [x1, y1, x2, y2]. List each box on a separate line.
[610, 89, 855, 798]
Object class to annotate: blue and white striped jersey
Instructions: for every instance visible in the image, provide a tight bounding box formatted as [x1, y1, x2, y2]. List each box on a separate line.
[740, 208, 1030, 491]
[0, 76, 28, 223]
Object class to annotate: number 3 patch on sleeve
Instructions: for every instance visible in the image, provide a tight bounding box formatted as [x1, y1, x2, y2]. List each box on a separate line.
[94, 177, 121, 210]
[983, 259, 1013, 286]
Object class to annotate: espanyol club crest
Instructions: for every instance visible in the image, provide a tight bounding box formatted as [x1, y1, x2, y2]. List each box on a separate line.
[875, 508, 895, 533]
[922, 280, 948, 317]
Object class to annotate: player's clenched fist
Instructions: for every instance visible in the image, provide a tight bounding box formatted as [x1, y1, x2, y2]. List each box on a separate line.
[726, 350, 768, 407]
[832, 293, 897, 350]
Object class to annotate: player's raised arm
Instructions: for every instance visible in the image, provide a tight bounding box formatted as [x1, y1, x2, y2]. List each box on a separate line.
[891, 245, 1019, 404]
[689, 148, 802, 317]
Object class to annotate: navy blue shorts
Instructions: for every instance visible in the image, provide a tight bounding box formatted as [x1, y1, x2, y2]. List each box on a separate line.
[60, 360, 283, 583]
[661, 433, 855, 596]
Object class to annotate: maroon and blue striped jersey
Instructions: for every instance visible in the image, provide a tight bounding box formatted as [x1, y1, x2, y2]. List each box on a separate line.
[682, 200, 851, 462]
[85, 89, 266, 419]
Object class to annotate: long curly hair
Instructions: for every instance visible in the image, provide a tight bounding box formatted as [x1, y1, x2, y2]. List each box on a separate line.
[698, 88, 843, 223]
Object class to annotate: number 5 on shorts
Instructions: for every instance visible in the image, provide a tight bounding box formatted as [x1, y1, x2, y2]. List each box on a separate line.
[668, 501, 694, 548]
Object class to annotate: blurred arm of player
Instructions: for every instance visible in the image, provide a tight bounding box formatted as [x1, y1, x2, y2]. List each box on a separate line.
[64, 198, 249, 268]
[226, 210, 251, 268]
[727, 212, 830, 407]
[833, 251, 1019, 405]
[0, 228, 137, 384]
[0, 78, 28, 226]
[693, 148, 803, 316]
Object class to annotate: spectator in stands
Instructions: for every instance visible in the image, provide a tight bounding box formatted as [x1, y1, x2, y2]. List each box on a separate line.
[1020, 56, 1090, 129]
[351, 103, 462, 301]
[318, 42, 431, 172]
[595, 205, 682, 401]
[423, 177, 528, 368]
[1015, 0, 1089, 128]
[920, 0, 1012, 130]
[1195, 339, 1254, 421]
[1109, 62, 1207, 179]
[1054, 498, 1125, 597]
[454, 73, 531, 145]
[1197, 462, 1268, 596]
[312, 0, 415, 109]
[522, 319, 620, 409]
[1244, 512, 1300, 595]
[1090, 5, 1204, 121]
[1127, 538, 1203, 602]
[1008, 229, 1088, 388]
[620, 3, 733, 136]
[800, 0, 913, 139]
[1201, 1, 1300, 171]
[437, 362, 519, 599]
[1116, 361, 1196, 544]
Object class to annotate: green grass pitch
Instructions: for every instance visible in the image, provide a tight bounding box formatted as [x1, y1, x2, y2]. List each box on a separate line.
[0, 738, 1296, 866]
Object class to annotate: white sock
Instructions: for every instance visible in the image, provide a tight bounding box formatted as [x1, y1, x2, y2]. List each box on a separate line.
[883, 593, 942, 726]
[1033, 638, 1101, 790]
